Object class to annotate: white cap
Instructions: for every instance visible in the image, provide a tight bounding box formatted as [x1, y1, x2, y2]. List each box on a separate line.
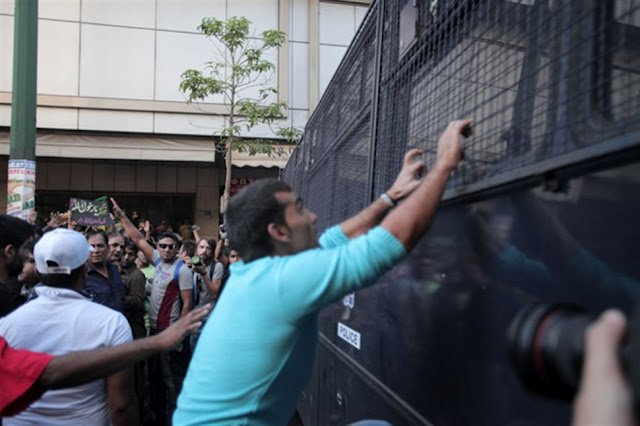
[35, 228, 91, 274]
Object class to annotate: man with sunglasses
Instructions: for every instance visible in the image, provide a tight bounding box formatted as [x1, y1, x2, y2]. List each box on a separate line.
[110, 202, 194, 426]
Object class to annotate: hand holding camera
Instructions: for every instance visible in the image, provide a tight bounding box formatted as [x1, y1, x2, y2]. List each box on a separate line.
[508, 303, 639, 424]
[574, 310, 637, 426]
[189, 255, 206, 274]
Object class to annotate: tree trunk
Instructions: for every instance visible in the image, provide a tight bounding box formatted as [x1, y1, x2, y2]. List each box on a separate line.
[223, 137, 232, 212]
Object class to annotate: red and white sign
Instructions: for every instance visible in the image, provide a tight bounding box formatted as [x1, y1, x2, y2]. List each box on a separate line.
[230, 178, 257, 197]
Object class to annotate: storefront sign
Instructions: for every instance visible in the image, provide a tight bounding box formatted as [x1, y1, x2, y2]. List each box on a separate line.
[7, 159, 36, 221]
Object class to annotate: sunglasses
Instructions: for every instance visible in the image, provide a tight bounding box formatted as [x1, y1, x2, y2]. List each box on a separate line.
[158, 243, 177, 250]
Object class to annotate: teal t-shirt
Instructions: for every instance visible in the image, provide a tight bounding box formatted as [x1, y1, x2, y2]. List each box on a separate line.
[173, 225, 406, 425]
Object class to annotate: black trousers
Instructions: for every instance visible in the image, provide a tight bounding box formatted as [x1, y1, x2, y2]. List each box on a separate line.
[147, 328, 191, 426]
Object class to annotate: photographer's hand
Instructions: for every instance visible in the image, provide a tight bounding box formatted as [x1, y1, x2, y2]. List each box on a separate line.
[192, 264, 207, 275]
[573, 309, 637, 426]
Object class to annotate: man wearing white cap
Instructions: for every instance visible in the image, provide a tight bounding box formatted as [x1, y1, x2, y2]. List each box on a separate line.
[0, 228, 138, 425]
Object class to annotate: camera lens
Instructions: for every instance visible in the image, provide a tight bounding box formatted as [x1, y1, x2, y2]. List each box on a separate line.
[507, 303, 591, 400]
[508, 302, 640, 418]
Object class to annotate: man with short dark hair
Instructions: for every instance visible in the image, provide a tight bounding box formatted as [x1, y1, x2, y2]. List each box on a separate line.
[85, 230, 125, 312]
[119, 240, 149, 420]
[120, 242, 146, 339]
[179, 239, 197, 267]
[0, 228, 138, 425]
[0, 214, 35, 317]
[107, 232, 125, 265]
[173, 120, 472, 424]
[109, 202, 194, 426]
[17, 239, 40, 301]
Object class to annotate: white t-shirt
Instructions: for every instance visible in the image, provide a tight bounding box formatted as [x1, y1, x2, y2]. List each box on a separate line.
[0, 286, 132, 425]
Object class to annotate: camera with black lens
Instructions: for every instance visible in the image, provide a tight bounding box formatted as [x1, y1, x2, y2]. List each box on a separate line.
[507, 303, 640, 410]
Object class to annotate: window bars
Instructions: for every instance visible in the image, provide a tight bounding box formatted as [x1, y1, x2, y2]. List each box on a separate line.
[283, 0, 640, 231]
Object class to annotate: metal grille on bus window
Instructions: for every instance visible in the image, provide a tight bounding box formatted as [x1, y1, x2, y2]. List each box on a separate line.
[283, 0, 640, 221]
[375, 0, 559, 194]
[330, 121, 371, 228]
[608, 0, 640, 124]
[303, 118, 371, 233]
[302, 3, 378, 171]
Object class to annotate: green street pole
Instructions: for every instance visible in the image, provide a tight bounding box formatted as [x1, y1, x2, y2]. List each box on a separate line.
[7, 0, 38, 220]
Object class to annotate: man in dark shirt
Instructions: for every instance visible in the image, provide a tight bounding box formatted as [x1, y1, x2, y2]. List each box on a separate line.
[85, 230, 125, 312]
[120, 242, 146, 339]
[0, 215, 35, 317]
[119, 241, 150, 420]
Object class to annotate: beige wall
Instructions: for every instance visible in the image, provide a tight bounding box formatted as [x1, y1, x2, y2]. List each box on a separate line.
[1, 0, 371, 139]
[0, 0, 291, 139]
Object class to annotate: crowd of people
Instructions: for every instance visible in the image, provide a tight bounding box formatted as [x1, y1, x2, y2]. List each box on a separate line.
[1, 200, 240, 425]
[0, 120, 636, 425]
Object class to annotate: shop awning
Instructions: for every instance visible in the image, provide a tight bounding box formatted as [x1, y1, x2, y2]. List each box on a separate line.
[1, 132, 294, 167]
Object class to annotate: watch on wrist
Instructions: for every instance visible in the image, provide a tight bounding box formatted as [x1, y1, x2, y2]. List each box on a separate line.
[380, 192, 396, 207]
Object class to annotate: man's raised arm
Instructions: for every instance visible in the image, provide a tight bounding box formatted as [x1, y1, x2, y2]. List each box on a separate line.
[339, 148, 425, 239]
[110, 198, 154, 263]
[381, 119, 471, 251]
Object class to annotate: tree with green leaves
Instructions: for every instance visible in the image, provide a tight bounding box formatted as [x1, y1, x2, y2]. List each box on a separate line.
[276, 126, 303, 145]
[180, 16, 287, 209]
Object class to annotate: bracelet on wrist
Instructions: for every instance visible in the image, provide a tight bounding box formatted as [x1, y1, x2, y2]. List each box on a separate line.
[380, 192, 396, 207]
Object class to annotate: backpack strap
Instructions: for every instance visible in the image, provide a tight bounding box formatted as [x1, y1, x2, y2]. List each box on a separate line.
[192, 269, 199, 307]
[155, 258, 184, 285]
[173, 260, 185, 284]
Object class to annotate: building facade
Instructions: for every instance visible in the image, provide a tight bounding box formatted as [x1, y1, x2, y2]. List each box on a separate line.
[0, 0, 370, 235]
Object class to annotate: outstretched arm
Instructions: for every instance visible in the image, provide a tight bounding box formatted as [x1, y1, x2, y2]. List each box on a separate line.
[192, 225, 201, 242]
[111, 198, 154, 263]
[214, 235, 228, 266]
[339, 149, 425, 239]
[39, 305, 210, 389]
[381, 120, 471, 251]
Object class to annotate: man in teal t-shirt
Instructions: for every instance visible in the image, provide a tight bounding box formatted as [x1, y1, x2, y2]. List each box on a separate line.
[174, 120, 472, 425]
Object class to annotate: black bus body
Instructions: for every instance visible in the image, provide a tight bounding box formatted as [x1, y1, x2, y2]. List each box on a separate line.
[282, 0, 640, 424]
